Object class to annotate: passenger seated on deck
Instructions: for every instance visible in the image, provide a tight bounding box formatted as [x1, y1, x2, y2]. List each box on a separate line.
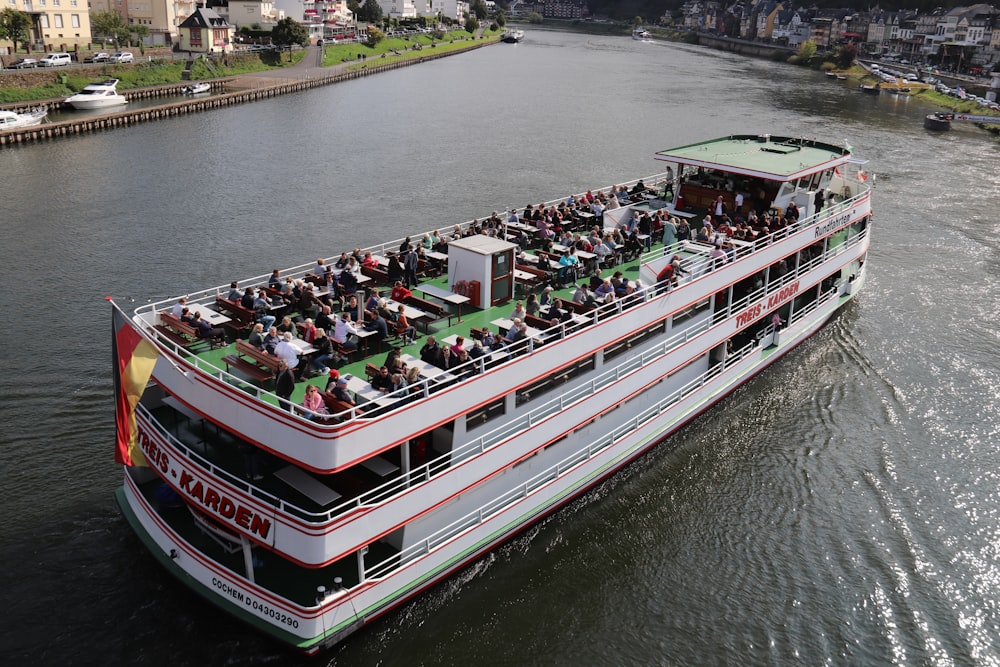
[510, 300, 526, 321]
[594, 279, 615, 303]
[338, 268, 358, 296]
[630, 179, 646, 195]
[365, 311, 389, 341]
[262, 326, 281, 355]
[268, 269, 282, 289]
[419, 336, 443, 366]
[274, 332, 303, 381]
[302, 384, 329, 421]
[371, 366, 393, 393]
[248, 323, 265, 351]
[327, 376, 356, 407]
[191, 312, 226, 347]
[390, 281, 412, 302]
[362, 252, 379, 269]
[277, 316, 296, 335]
[394, 305, 416, 345]
[333, 313, 359, 351]
[573, 283, 597, 308]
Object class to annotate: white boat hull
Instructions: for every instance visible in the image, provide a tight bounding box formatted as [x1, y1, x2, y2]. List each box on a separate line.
[68, 96, 128, 110]
[117, 264, 866, 652]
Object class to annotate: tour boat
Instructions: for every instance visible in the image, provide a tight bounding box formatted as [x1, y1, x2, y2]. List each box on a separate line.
[65, 79, 128, 109]
[0, 106, 47, 130]
[633, 27, 652, 40]
[113, 134, 872, 654]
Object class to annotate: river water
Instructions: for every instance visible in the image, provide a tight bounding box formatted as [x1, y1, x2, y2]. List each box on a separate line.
[2, 30, 999, 666]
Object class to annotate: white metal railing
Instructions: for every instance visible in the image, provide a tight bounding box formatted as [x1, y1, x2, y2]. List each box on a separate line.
[146, 228, 866, 532]
[361, 291, 850, 582]
[137, 184, 871, 429]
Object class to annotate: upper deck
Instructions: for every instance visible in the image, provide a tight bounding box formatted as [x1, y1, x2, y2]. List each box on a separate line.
[129, 154, 872, 475]
[654, 135, 856, 182]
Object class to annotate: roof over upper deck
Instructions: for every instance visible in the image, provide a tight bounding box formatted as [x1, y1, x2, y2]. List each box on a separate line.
[654, 135, 854, 183]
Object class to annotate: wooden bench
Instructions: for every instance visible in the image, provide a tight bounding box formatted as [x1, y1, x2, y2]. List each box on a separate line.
[361, 265, 390, 285]
[322, 393, 364, 419]
[525, 314, 555, 330]
[404, 295, 450, 328]
[222, 340, 280, 384]
[561, 299, 595, 317]
[214, 297, 254, 338]
[158, 312, 203, 349]
[515, 264, 549, 288]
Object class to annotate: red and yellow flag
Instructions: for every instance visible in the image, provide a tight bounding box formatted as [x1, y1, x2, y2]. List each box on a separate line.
[112, 301, 159, 466]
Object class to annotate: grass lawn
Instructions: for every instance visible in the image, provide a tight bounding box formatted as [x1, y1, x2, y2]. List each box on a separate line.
[321, 29, 500, 69]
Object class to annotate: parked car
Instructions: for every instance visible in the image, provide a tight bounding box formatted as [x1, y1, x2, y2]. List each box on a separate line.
[39, 52, 72, 67]
[109, 51, 134, 64]
[8, 58, 38, 69]
[85, 52, 110, 63]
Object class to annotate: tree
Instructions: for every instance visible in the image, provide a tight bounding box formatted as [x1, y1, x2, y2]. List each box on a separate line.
[90, 9, 131, 47]
[835, 43, 857, 70]
[634, 16, 644, 27]
[271, 17, 308, 47]
[495, 10, 506, 28]
[130, 23, 149, 49]
[471, 0, 488, 20]
[358, 0, 383, 24]
[347, 0, 361, 14]
[365, 27, 384, 47]
[797, 39, 817, 64]
[465, 17, 479, 34]
[0, 8, 31, 52]
[527, 12, 543, 24]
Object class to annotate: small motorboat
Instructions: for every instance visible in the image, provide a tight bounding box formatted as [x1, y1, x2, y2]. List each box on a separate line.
[0, 107, 48, 131]
[501, 29, 524, 44]
[182, 82, 211, 95]
[65, 79, 128, 109]
[632, 27, 651, 41]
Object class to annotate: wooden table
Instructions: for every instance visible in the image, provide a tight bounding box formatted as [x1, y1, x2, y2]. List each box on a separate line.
[191, 302, 231, 326]
[417, 283, 471, 322]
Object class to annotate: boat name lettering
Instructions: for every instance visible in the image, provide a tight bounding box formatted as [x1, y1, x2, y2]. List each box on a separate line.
[178, 470, 272, 539]
[766, 281, 800, 309]
[211, 577, 300, 629]
[735, 281, 800, 327]
[814, 209, 855, 238]
[136, 429, 169, 474]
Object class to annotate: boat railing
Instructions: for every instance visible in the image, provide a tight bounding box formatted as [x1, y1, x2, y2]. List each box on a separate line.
[133, 174, 674, 319]
[362, 315, 824, 582]
[138, 191, 871, 432]
[327, 239, 865, 516]
[638, 186, 870, 269]
[144, 242, 861, 528]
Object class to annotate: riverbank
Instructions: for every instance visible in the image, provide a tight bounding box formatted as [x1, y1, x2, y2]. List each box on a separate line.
[0, 36, 499, 148]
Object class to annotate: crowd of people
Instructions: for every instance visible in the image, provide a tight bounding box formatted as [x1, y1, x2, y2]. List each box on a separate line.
[168, 173, 807, 419]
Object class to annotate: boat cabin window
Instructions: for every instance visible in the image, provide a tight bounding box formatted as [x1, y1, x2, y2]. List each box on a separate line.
[515, 355, 596, 407]
[467, 397, 506, 430]
[603, 321, 664, 362]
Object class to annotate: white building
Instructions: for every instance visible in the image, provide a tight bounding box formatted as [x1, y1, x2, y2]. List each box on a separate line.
[227, 0, 284, 29]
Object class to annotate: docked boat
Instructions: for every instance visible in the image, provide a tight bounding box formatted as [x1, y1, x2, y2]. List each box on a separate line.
[633, 27, 652, 40]
[182, 82, 211, 95]
[65, 78, 128, 109]
[0, 106, 47, 130]
[860, 83, 881, 95]
[113, 134, 872, 654]
[501, 29, 524, 43]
